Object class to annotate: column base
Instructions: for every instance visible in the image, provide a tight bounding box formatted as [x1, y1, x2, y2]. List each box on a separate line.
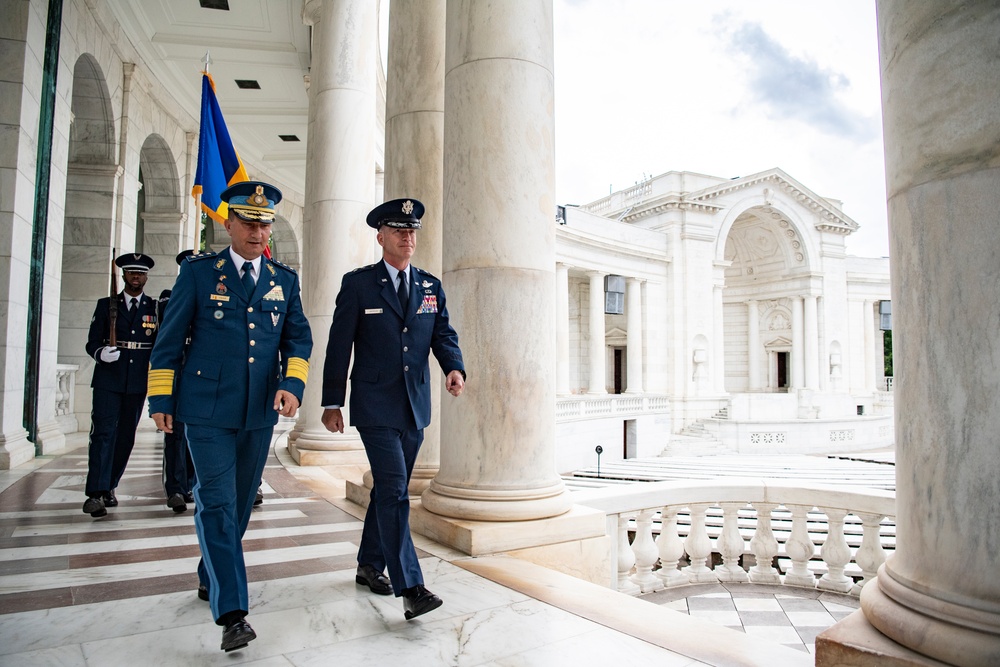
[410, 499, 605, 556]
[858, 569, 1000, 666]
[815, 610, 952, 667]
[421, 478, 572, 521]
[34, 420, 66, 456]
[286, 426, 367, 466]
[0, 429, 34, 469]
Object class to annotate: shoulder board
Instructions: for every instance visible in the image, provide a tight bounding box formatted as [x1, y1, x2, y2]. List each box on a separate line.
[187, 251, 217, 262]
[348, 263, 378, 275]
[414, 266, 439, 281]
[267, 258, 297, 274]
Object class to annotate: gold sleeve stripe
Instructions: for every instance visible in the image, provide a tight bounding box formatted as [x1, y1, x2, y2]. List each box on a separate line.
[286, 358, 309, 384]
[147, 369, 175, 396]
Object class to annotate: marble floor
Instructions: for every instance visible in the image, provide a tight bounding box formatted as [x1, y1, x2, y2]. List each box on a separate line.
[0, 425, 835, 666]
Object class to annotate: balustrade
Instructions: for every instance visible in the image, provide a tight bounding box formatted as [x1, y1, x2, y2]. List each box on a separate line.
[574, 479, 895, 597]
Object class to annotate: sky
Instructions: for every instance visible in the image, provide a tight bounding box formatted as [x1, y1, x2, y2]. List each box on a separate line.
[552, 0, 889, 258]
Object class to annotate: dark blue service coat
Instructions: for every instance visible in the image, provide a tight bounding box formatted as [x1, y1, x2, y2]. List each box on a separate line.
[86, 293, 158, 394]
[322, 262, 464, 430]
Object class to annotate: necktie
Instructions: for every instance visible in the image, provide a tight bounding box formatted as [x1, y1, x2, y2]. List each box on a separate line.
[128, 297, 137, 313]
[241, 261, 255, 297]
[397, 271, 409, 312]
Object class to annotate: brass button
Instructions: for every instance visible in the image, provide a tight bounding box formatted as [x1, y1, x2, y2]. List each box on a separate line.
[248, 307, 253, 312]
[249, 323, 255, 329]
[404, 365, 409, 372]
[403, 346, 408, 352]
[250, 340, 256, 346]
[249, 357, 255, 363]
[402, 327, 408, 333]
[197, 371, 201, 375]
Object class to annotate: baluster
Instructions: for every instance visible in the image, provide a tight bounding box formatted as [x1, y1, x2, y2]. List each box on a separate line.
[783, 504, 817, 587]
[715, 502, 748, 582]
[748, 502, 780, 583]
[656, 505, 689, 587]
[818, 507, 854, 592]
[616, 513, 640, 595]
[852, 512, 887, 595]
[682, 503, 717, 582]
[631, 508, 664, 592]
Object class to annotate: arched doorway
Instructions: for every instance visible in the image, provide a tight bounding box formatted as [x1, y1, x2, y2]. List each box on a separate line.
[136, 134, 183, 295]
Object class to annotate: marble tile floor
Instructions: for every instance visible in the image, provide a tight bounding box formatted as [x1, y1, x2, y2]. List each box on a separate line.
[1, 426, 821, 666]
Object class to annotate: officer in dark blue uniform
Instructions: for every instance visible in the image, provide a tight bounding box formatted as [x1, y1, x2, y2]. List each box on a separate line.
[148, 182, 312, 652]
[83, 253, 157, 518]
[321, 198, 465, 621]
[158, 249, 197, 513]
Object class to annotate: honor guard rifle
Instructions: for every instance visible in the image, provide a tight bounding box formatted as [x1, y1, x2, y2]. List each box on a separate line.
[108, 248, 118, 347]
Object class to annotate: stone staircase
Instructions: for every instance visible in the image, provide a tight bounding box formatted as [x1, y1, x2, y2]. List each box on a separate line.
[660, 416, 733, 457]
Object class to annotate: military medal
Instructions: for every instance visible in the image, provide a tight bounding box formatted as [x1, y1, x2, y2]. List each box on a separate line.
[216, 282, 227, 294]
[214, 310, 224, 320]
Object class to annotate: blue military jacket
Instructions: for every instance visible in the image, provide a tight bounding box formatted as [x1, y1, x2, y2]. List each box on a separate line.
[86, 293, 158, 395]
[148, 249, 312, 430]
[322, 261, 464, 431]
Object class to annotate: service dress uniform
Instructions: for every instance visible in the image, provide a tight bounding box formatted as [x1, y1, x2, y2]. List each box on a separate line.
[83, 253, 157, 517]
[322, 198, 464, 619]
[147, 182, 312, 650]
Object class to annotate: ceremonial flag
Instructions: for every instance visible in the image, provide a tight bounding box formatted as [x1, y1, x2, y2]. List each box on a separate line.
[192, 72, 249, 224]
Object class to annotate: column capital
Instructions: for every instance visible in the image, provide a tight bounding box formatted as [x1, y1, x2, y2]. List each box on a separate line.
[302, 0, 323, 26]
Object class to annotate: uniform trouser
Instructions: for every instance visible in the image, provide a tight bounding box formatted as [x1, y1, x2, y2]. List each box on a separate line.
[185, 424, 272, 624]
[162, 420, 196, 497]
[85, 389, 145, 496]
[356, 426, 424, 596]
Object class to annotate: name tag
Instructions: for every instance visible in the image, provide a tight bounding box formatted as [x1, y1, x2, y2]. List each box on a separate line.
[364, 308, 383, 315]
[210, 294, 230, 302]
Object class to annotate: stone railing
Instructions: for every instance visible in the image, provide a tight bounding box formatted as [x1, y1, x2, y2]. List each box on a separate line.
[556, 395, 670, 420]
[884, 376, 894, 391]
[574, 478, 895, 597]
[56, 363, 80, 435]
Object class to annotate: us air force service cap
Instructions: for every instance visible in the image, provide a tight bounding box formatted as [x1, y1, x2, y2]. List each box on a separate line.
[366, 198, 424, 230]
[221, 181, 282, 223]
[114, 253, 155, 273]
[175, 249, 196, 265]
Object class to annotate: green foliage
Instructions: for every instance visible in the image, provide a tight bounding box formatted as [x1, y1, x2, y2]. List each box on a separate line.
[883, 329, 893, 377]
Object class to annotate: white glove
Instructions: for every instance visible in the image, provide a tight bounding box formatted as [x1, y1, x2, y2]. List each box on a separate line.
[99, 346, 120, 363]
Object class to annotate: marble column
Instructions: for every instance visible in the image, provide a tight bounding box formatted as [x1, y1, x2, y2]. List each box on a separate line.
[587, 271, 607, 394]
[713, 283, 725, 392]
[555, 263, 570, 395]
[818, 296, 829, 392]
[790, 296, 804, 389]
[382, 0, 446, 493]
[289, 0, 376, 464]
[624, 277, 643, 393]
[804, 295, 818, 390]
[421, 0, 571, 521]
[747, 300, 761, 391]
[863, 300, 876, 393]
[823, 3, 1000, 665]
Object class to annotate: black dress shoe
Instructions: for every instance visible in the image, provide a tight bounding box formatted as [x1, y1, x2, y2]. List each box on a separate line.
[103, 490, 118, 507]
[402, 585, 442, 620]
[167, 493, 187, 513]
[197, 584, 209, 601]
[183, 492, 195, 504]
[253, 486, 264, 506]
[82, 496, 106, 518]
[220, 618, 256, 652]
[356, 564, 392, 595]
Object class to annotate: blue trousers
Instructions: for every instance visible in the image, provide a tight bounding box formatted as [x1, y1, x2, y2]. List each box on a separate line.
[85, 389, 145, 496]
[357, 426, 424, 596]
[162, 420, 196, 497]
[185, 424, 272, 624]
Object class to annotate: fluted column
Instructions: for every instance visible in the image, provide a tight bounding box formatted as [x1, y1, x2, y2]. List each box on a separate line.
[555, 263, 570, 395]
[290, 0, 376, 462]
[421, 0, 571, 521]
[842, 3, 1000, 665]
[790, 296, 804, 389]
[747, 300, 761, 390]
[384, 0, 446, 493]
[804, 295, 819, 390]
[624, 277, 643, 393]
[587, 271, 607, 394]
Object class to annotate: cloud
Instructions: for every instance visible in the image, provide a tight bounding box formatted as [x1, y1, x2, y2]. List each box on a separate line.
[727, 21, 878, 142]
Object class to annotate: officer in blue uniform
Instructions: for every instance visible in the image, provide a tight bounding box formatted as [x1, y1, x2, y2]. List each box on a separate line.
[148, 182, 312, 652]
[158, 249, 197, 513]
[321, 198, 465, 621]
[82, 253, 157, 518]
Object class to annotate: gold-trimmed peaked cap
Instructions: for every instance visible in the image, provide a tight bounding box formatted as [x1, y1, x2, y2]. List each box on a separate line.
[221, 180, 282, 223]
[115, 253, 155, 273]
[366, 198, 424, 230]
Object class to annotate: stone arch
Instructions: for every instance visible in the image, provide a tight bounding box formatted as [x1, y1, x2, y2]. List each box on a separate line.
[270, 214, 301, 272]
[58, 53, 119, 430]
[136, 134, 184, 291]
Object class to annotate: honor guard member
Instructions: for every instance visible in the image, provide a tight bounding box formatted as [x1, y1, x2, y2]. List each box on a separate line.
[83, 253, 157, 518]
[147, 182, 312, 652]
[158, 249, 197, 513]
[321, 198, 465, 621]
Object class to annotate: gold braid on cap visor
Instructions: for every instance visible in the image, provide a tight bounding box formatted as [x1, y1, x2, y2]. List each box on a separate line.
[230, 204, 275, 222]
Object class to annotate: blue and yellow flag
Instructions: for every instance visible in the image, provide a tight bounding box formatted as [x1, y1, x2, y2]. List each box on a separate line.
[192, 73, 249, 223]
